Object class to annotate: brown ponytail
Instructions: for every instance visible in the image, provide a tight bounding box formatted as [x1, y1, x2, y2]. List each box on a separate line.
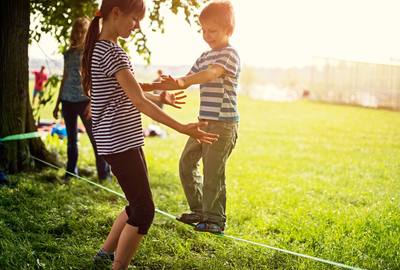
[81, 0, 146, 97]
[82, 16, 100, 97]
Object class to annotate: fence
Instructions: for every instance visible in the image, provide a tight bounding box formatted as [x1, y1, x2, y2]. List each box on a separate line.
[310, 57, 400, 110]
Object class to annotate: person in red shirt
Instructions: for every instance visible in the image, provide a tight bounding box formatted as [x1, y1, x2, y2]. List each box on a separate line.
[32, 65, 48, 106]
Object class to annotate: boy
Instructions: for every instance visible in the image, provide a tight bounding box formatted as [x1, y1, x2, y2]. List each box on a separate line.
[156, 0, 240, 234]
[32, 65, 48, 106]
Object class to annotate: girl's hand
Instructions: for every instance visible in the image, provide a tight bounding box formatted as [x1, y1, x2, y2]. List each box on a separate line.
[160, 91, 186, 109]
[139, 83, 154, 92]
[53, 107, 59, 119]
[182, 121, 219, 144]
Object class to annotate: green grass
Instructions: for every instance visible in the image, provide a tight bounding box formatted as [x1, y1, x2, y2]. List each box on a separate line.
[1, 92, 399, 269]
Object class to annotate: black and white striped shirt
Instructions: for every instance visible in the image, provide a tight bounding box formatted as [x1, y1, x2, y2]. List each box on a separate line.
[91, 40, 144, 155]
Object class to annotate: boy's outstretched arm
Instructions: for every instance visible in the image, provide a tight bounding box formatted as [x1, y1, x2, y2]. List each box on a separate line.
[152, 64, 226, 91]
[177, 64, 226, 89]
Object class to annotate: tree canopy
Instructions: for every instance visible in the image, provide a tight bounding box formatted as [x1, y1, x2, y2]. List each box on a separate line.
[30, 0, 206, 62]
[0, 0, 207, 173]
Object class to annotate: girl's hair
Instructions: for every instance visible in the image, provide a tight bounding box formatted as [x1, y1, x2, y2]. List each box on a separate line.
[82, 0, 146, 96]
[70, 17, 90, 50]
[199, 0, 235, 36]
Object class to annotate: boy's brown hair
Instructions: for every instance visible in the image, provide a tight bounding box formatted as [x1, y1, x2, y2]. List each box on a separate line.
[199, 0, 235, 36]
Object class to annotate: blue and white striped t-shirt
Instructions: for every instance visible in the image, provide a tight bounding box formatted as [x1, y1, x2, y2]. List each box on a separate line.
[91, 40, 144, 155]
[190, 45, 241, 122]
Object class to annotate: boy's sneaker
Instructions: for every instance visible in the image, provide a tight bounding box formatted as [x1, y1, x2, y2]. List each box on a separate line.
[176, 212, 202, 225]
[93, 249, 114, 263]
[194, 222, 225, 235]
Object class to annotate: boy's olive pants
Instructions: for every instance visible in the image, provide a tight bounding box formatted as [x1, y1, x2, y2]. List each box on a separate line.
[179, 120, 238, 226]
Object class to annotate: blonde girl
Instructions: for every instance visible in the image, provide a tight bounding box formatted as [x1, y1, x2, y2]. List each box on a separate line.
[53, 17, 111, 182]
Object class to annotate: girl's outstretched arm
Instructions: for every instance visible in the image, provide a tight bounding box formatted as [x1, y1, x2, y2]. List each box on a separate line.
[115, 69, 218, 144]
[139, 81, 184, 92]
[53, 66, 68, 119]
[144, 91, 186, 109]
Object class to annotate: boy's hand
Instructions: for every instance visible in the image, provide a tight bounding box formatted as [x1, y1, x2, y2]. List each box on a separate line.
[160, 91, 186, 109]
[182, 121, 219, 144]
[158, 75, 185, 90]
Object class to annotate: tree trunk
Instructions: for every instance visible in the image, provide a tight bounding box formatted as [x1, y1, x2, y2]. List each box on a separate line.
[0, 0, 57, 173]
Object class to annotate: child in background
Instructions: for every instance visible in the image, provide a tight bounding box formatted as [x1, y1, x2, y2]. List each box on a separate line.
[157, 0, 241, 234]
[81, 0, 219, 269]
[32, 65, 48, 106]
[53, 17, 111, 182]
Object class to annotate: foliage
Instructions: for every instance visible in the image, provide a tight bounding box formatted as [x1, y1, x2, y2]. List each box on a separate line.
[30, 0, 207, 62]
[149, 0, 204, 33]
[1, 96, 399, 269]
[30, 0, 98, 52]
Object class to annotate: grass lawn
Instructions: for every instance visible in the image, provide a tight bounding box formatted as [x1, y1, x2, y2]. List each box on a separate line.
[1, 91, 399, 269]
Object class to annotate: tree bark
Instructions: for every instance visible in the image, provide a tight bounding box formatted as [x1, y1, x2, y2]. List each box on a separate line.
[0, 0, 57, 173]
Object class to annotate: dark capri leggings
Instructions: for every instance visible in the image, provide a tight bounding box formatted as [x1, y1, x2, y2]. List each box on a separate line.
[102, 147, 155, 234]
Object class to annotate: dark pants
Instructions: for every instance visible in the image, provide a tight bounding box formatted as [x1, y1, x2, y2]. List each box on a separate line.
[61, 100, 110, 180]
[102, 148, 155, 235]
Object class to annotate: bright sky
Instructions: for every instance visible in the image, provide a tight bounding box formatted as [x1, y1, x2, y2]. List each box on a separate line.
[29, 0, 400, 68]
